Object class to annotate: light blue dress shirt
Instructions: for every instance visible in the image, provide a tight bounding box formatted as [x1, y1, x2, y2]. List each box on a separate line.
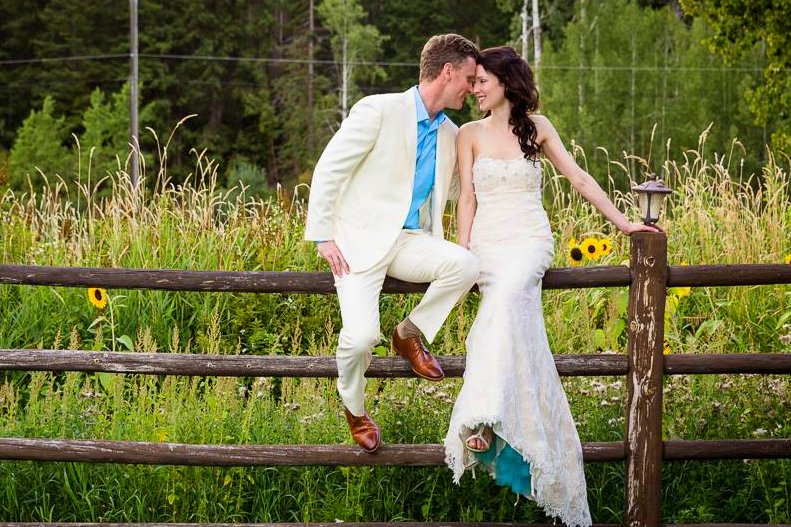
[404, 86, 446, 229]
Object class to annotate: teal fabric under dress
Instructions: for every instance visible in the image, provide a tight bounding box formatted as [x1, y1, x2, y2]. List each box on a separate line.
[475, 436, 532, 496]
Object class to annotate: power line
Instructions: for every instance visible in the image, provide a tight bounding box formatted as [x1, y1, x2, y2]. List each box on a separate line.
[539, 64, 765, 72]
[131, 54, 772, 72]
[140, 53, 418, 67]
[0, 54, 128, 66]
[0, 52, 417, 68]
[0, 52, 773, 72]
[0, 78, 128, 89]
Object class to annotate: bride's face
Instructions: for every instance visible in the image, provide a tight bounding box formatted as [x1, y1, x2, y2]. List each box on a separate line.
[473, 65, 506, 112]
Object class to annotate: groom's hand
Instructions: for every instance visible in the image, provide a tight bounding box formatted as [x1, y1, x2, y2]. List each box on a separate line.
[316, 241, 350, 276]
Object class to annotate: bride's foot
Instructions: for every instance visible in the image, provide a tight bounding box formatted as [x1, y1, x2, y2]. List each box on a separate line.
[464, 425, 494, 453]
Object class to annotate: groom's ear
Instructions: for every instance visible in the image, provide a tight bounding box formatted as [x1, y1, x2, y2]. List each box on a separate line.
[442, 62, 455, 81]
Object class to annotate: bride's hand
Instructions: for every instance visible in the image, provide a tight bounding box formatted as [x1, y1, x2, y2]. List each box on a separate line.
[621, 223, 664, 235]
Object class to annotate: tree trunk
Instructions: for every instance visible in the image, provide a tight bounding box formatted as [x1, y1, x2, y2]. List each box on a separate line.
[520, 0, 529, 60]
[531, 0, 541, 69]
[578, 0, 585, 123]
[341, 36, 348, 120]
[307, 0, 314, 155]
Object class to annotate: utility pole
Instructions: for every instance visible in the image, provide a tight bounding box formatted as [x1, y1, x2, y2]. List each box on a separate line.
[520, 0, 529, 60]
[129, 0, 139, 189]
[307, 0, 314, 154]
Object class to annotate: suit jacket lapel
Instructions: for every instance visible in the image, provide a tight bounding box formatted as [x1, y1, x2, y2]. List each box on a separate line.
[403, 90, 417, 177]
[435, 122, 455, 202]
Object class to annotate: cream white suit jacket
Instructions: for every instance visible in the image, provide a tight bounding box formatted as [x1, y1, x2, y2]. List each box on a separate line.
[305, 89, 460, 272]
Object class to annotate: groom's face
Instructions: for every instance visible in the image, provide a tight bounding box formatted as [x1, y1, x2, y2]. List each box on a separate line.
[444, 57, 477, 110]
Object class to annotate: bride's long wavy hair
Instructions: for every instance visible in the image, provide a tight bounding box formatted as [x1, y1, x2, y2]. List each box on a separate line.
[477, 46, 540, 160]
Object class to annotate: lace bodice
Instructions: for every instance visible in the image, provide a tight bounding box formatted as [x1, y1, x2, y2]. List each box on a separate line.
[469, 155, 552, 249]
[472, 154, 543, 196]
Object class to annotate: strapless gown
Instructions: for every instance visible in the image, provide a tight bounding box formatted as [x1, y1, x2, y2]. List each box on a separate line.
[444, 155, 591, 527]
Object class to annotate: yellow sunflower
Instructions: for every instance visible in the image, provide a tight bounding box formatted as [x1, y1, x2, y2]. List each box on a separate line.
[88, 288, 108, 310]
[580, 237, 601, 260]
[671, 285, 691, 298]
[663, 340, 671, 355]
[669, 261, 691, 297]
[785, 254, 791, 265]
[598, 237, 613, 257]
[567, 238, 584, 267]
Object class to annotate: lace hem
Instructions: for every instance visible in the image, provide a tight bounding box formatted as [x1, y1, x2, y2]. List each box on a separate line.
[444, 416, 592, 527]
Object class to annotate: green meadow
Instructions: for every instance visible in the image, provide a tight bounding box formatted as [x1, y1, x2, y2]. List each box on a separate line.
[0, 135, 789, 523]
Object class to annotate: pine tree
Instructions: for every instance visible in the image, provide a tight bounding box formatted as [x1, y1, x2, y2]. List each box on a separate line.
[9, 96, 74, 190]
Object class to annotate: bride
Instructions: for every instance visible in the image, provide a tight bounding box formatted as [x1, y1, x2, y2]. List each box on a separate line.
[443, 46, 658, 527]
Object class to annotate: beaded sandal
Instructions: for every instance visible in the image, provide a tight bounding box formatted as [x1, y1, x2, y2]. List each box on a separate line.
[464, 425, 494, 453]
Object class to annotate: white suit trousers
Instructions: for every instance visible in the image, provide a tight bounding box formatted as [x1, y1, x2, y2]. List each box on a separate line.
[334, 230, 479, 416]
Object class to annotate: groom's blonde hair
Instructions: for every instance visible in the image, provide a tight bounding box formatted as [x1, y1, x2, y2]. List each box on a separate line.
[419, 34, 478, 82]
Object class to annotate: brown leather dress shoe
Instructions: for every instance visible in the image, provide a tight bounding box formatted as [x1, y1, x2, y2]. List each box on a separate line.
[391, 328, 445, 381]
[343, 407, 381, 453]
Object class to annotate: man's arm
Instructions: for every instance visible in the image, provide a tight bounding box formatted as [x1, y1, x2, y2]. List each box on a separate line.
[304, 97, 383, 241]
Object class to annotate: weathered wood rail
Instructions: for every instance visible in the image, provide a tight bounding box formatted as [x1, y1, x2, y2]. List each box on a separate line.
[0, 438, 787, 466]
[1, 350, 789, 377]
[1, 232, 791, 527]
[2, 261, 790, 292]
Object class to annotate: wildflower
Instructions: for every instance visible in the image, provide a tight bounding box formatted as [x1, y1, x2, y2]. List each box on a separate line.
[664, 294, 679, 323]
[590, 380, 607, 395]
[663, 339, 671, 355]
[785, 254, 791, 264]
[670, 285, 691, 298]
[598, 237, 613, 257]
[567, 238, 584, 266]
[669, 262, 691, 297]
[87, 288, 107, 310]
[580, 237, 600, 260]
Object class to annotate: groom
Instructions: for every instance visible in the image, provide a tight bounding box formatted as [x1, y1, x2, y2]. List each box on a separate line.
[305, 34, 480, 453]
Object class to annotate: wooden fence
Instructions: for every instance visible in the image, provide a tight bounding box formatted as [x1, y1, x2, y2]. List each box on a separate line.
[1, 232, 790, 527]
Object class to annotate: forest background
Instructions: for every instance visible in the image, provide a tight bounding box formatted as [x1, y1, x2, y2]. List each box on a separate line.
[0, 0, 789, 524]
[0, 0, 789, 195]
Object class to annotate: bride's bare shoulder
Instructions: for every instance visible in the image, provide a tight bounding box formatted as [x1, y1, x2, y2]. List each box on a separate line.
[459, 118, 488, 138]
[529, 113, 553, 128]
[529, 113, 559, 143]
[460, 118, 487, 131]
[457, 121, 476, 150]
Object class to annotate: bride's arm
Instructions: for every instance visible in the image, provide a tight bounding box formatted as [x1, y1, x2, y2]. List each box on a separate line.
[456, 124, 478, 249]
[534, 115, 659, 235]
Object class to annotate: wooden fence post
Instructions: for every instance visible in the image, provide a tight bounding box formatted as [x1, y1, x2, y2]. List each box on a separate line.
[625, 232, 667, 527]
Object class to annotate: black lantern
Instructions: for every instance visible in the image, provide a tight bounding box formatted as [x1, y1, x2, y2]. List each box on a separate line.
[631, 174, 671, 225]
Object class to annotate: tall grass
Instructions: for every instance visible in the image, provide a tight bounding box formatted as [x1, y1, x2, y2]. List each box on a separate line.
[0, 129, 789, 523]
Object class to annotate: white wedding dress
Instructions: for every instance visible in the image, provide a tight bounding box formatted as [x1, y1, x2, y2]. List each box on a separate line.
[444, 155, 592, 527]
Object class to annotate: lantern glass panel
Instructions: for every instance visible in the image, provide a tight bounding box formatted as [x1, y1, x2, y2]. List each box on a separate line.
[640, 191, 667, 224]
[637, 192, 650, 222]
